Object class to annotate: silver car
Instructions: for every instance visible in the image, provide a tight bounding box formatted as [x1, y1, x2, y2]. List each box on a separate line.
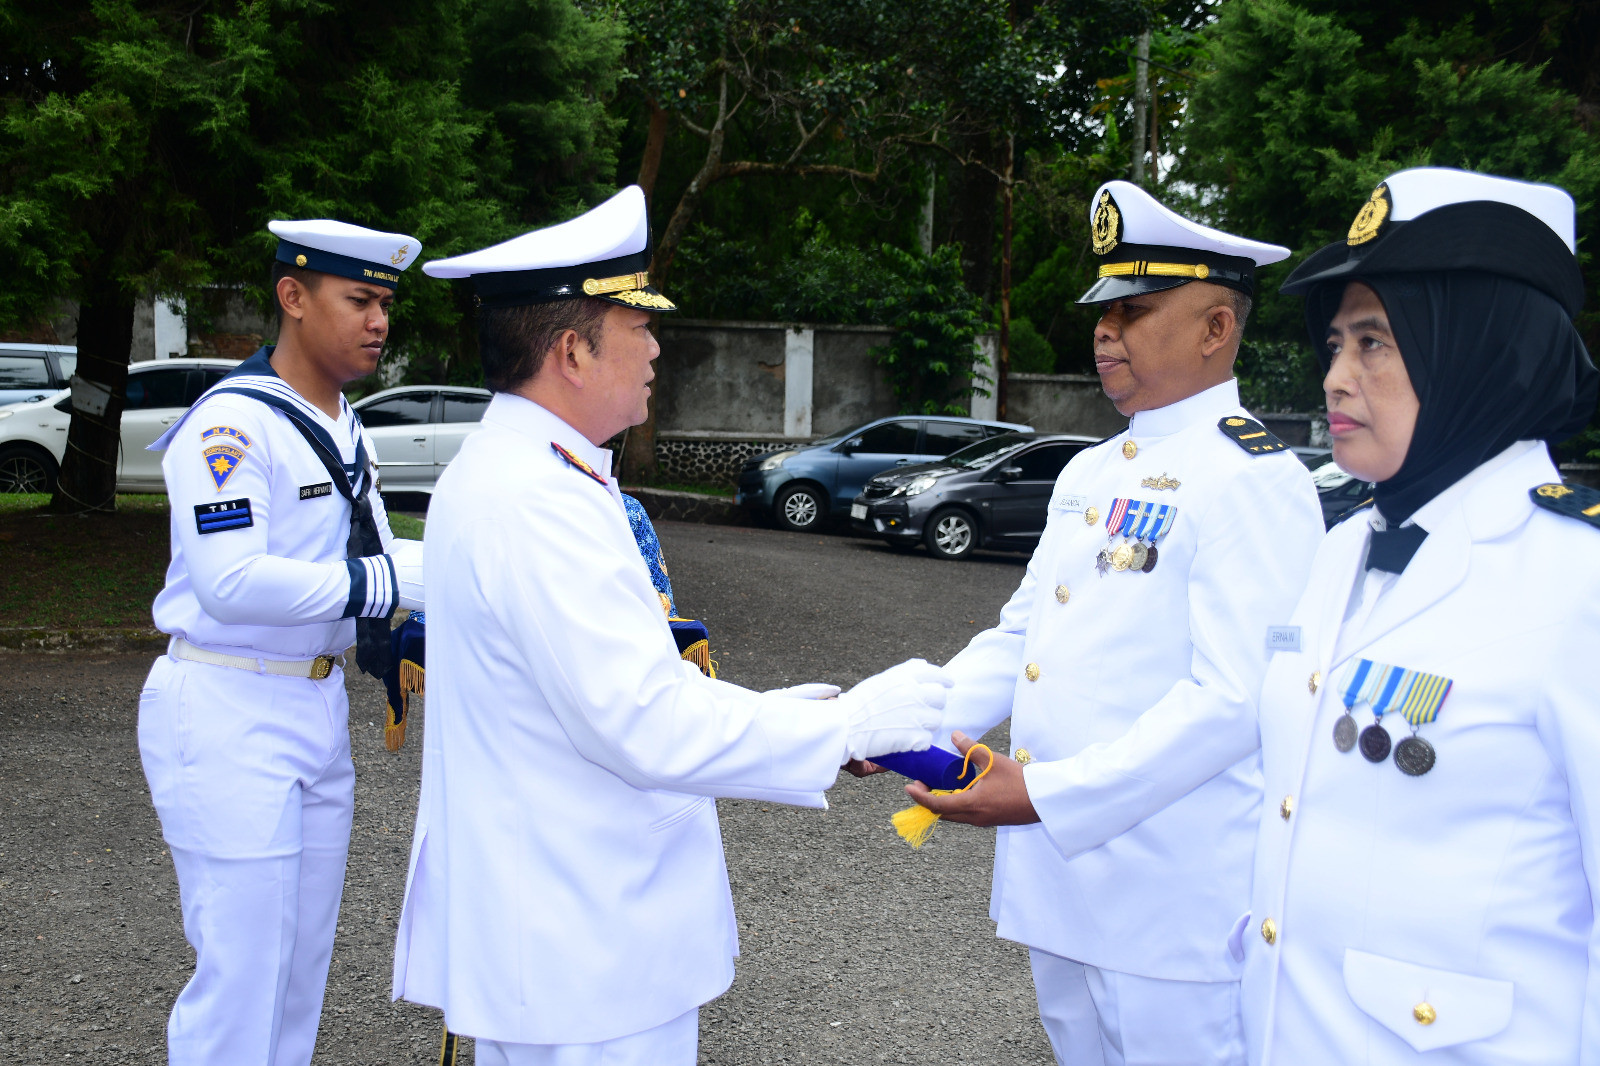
[353, 385, 492, 493]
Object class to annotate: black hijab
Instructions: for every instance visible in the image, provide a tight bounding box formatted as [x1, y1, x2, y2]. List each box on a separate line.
[1306, 270, 1598, 526]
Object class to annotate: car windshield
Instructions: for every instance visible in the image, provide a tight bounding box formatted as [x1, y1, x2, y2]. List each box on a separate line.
[1310, 460, 1357, 489]
[945, 432, 1033, 469]
[809, 427, 854, 447]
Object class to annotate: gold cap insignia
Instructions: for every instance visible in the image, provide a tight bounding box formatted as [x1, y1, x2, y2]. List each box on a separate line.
[1537, 483, 1574, 499]
[295, 254, 307, 267]
[1347, 182, 1391, 246]
[390, 243, 410, 266]
[1092, 191, 1121, 255]
[1226, 417, 1247, 427]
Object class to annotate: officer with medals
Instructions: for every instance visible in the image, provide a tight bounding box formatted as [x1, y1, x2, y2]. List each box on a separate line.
[1240, 169, 1600, 1064]
[138, 220, 426, 1064]
[881, 182, 1324, 1065]
[389, 186, 951, 1066]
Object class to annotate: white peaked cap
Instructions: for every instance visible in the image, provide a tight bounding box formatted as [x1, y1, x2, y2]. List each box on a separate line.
[1380, 168, 1576, 253]
[424, 186, 649, 278]
[1091, 181, 1290, 266]
[267, 219, 421, 281]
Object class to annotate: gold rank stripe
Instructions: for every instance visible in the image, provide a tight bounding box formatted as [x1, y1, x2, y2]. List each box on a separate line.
[582, 271, 651, 296]
[1099, 260, 1212, 280]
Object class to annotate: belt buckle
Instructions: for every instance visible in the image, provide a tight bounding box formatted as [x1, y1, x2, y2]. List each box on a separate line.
[310, 655, 335, 681]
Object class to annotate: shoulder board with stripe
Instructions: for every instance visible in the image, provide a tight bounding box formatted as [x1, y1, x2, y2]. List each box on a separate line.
[551, 442, 610, 487]
[1530, 482, 1600, 531]
[1218, 416, 1290, 456]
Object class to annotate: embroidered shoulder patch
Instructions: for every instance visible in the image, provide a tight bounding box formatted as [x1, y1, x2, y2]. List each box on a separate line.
[1218, 416, 1290, 456]
[1530, 483, 1600, 530]
[200, 426, 251, 490]
[551, 442, 609, 487]
[195, 498, 252, 534]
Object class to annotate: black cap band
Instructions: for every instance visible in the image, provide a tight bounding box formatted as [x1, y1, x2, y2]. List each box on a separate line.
[1077, 244, 1257, 305]
[275, 240, 403, 289]
[471, 251, 659, 309]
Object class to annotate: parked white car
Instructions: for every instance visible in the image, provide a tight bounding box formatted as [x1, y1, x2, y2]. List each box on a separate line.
[352, 385, 491, 493]
[0, 342, 77, 407]
[0, 357, 240, 493]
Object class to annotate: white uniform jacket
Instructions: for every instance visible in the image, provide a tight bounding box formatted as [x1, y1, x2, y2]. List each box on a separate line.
[151, 350, 418, 659]
[391, 394, 852, 1045]
[1243, 440, 1600, 1065]
[940, 379, 1323, 981]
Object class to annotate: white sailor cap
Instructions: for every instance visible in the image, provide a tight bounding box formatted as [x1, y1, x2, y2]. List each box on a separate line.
[1282, 167, 1582, 317]
[422, 185, 676, 312]
[1077, 181, 1290, 305]
[268, 220, 421, 290]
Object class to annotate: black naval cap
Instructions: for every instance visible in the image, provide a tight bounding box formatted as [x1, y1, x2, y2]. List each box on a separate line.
[423, 185, 676, 312]
[1076, 181, 1290, 304]
[1281, 167, 1583, 318]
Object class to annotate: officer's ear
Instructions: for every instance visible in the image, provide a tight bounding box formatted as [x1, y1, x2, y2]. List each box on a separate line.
[275, 270, 322, 325]
[1199, 301, 1239, 360]
[547, 328, 590, 388]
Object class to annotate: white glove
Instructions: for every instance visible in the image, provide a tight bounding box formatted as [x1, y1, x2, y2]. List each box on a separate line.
[390, 538, 425, 612]
[766, 683, 842, 700]
[836, 658, 951, 761]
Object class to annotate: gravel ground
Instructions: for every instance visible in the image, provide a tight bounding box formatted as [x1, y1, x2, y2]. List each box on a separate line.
[1, 522, 1052, 1064]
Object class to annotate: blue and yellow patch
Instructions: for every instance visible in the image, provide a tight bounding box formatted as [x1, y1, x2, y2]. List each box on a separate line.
[200, 426, 251, 491]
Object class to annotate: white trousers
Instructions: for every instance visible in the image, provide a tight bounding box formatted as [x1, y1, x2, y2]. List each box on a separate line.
[1030, 949, 1245, 1066]
[139, 654, 355, 1066]
[474, 1008, 699, 1066]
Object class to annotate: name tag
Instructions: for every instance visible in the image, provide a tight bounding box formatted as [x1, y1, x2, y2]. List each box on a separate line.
[1052, 492, 1088, 513]
[300, 482, 333, 501]
[1265, 625, 1302, 654]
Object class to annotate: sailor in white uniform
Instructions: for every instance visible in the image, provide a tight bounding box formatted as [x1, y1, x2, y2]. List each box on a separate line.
[389, 186, 951, 1066]
[139, 220, 425, 1065]
[894, 183, 1324, 1066]
[1241, 170, 1600, 1064]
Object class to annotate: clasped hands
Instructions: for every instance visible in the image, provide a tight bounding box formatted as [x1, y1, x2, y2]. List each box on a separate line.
[771, 662, 1039, 828]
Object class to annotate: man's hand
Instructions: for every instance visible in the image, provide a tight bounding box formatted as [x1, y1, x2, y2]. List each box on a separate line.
[841, 758, 888, 778]
[904, 731, 1040, 827]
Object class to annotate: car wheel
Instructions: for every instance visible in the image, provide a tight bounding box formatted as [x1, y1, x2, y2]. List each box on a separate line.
[0, 444, 58, 494]
[774, 482, 826, 532]
[924, 507, 978, 560]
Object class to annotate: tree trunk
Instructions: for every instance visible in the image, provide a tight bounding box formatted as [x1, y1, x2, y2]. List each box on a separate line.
[1131, 29, 1151, 184]
[50, 261, 133, 514]
[998, 136, 1013, 420]
[949, 135, 998, 300]
[637, 100, 671, 202]
[918, 160, 936, 256]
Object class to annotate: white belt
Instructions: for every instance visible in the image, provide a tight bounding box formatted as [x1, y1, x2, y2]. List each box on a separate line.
[169, 637, 343, 680]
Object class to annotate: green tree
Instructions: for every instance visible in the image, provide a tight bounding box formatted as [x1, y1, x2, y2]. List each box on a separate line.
[869, 243, 988, 415]
[1174, 0, 1600, 417]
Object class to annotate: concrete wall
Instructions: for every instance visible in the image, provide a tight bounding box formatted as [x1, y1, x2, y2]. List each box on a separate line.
[1003, 372, 1125, 437]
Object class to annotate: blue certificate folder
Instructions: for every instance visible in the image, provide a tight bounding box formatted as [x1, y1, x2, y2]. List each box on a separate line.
[871, 747, 984, 791]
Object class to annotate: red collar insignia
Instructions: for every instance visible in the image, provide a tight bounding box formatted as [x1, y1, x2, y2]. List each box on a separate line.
[551, 442, 610, 487]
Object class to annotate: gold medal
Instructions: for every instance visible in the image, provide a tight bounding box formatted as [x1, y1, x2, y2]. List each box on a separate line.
[1111, 542, 1134, 571]
[1129, 542, 1148, 570]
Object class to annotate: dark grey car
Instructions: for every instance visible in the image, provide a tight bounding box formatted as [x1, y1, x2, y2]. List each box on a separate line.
[850, 432, 1100, 560]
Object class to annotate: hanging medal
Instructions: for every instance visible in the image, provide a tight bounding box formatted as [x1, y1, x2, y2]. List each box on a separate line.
[1127, 501, 1153, 571]
[1097, 497, 1131, 576]
[1333, 658, 1453, 775]
[1141, 503, 1175, 573]
[1110, 501, 1141, 571]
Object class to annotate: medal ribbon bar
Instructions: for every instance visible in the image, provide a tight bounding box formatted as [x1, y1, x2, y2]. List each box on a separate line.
[1337, 658, 1453, 724]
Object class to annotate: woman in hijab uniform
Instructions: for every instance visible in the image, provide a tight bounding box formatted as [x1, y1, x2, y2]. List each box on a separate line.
[1237, 167, 1600, 1066]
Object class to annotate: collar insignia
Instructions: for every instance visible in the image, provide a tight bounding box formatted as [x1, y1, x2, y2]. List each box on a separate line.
[1347, 182, 1391, 246]
[551, 442, 609, 487]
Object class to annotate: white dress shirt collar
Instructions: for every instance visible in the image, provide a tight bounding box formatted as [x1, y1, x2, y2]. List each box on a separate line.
[1127, 378, 1242, 439]
[483, 392, 615, 480]
[1370, 438, 1543, 533]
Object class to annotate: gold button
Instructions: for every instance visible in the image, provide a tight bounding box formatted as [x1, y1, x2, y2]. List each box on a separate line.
[1014, 748, 1033, 765]
[1413, 1003, 1436, 1026]
[1055, 585, 1070, 604]
[1308, 671, 1321, 694]
[1261, 918, 1277, 945]
[1280, 795, 1294, 820]
[1122, 440, 1138, 460]
[295, 253, 307, 267]
[1024, 663, 1041, 682]
[1084, 506, 1099, 526]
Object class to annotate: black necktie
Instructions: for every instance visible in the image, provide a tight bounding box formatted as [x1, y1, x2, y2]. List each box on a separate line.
[1366, 524, 1428, 574]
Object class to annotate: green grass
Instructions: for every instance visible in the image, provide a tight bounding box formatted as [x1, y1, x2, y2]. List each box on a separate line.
[387, 513, 425, 539]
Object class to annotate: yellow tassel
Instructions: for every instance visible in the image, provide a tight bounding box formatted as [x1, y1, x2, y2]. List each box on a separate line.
[680, 639, 713, 677]
[386, 659, 425, 752]
[889, 743, 996, 848]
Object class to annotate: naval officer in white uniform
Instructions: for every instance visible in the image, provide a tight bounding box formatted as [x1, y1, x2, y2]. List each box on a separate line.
[390, 185, 951, 1065]
[896, 182, 1324, 1065]
[1241, 170, 1600, 1064]
[139, 220, 425, 1065]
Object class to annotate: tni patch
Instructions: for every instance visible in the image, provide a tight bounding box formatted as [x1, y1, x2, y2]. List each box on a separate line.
[300, 482, 333, 500]
[195, 498, 252, 535]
